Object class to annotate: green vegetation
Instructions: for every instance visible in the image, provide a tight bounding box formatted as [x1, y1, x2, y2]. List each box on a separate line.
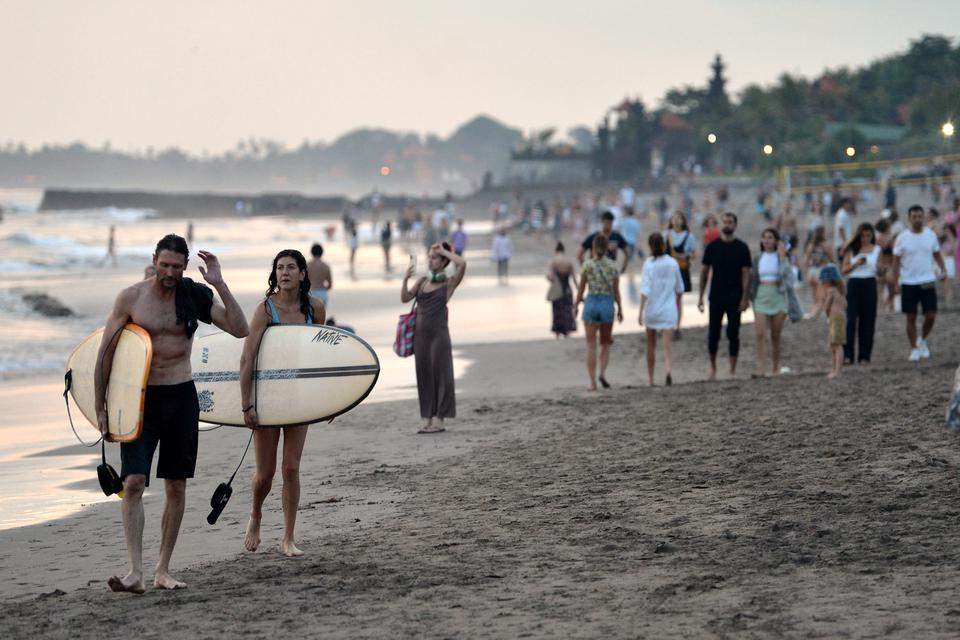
[603, 34, 960, 177]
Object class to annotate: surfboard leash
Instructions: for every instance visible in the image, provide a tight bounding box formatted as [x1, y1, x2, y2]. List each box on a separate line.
[206, 323, 266, 525]
[62, 369, 101, 448]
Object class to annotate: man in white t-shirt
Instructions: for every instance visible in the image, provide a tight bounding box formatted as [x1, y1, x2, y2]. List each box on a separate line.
[893, 205, 947, 361]
[834, 198, 854, 254]
[432, 207, 450, 231]
[619, 183, 636, 216]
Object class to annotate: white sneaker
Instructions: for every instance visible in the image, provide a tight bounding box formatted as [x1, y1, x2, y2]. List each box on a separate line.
[909, 348, 921, 362]
[919, 339, 931, 359]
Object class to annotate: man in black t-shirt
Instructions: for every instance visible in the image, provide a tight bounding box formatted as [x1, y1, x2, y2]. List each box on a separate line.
[578, 210, 630, 273]
[698, 212, 752, 380]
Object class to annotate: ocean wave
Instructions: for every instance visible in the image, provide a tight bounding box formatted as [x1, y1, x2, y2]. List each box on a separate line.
[1, 231, 152, 268]
[0, 259, 48, 273]
[102, 207, 157, 222]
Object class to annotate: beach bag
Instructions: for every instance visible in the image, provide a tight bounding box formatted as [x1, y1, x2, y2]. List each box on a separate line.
[546, 275, 563, 302]
[668, 231, 690, 271]
[393, 302, 417, 357]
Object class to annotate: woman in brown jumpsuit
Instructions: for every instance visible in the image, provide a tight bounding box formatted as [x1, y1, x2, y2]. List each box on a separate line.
[400, 241, 467, 433]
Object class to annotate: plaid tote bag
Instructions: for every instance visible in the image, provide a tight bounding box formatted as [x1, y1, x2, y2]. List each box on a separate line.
[393, 302, 417, 357]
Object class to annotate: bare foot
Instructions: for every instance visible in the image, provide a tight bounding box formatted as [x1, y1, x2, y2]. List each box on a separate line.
[244, 516, 261, 552]
[154, 572, 187, 590]
[280, 540, 304, 557]
[707, 368, 716, 381]
[827, 372, 839, 379]
[107, 573, 145, 595]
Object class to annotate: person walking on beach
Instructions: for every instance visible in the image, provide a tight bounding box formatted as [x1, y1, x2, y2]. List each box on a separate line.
[834, 198, 855, 256]
[95, 234, 248, 593]
[577, 210, 631, 274]
[491, 226, 513, 285]
[748, 228, 792, 377]
[100, 225, 118, 267]
[893, 205, 948, 361]
[344, 216, 359, 280]
[820, 264, 846, 379]
[380, 221, 393, 275]
[547, 242, 578, 338]
[639, 232, 684, 386]
[619, 208, 643, 302]
[874, 219, 896, 312]
[450, 219, 468, 256]
[307, 243, 333, 309]
[840, 223, 879, 364]
[241, 250, 326, 558]
[666, 211, 697, 337]
[698, 212, 751, 380]
[801, 227, 834, 318]
[575, 235, 623, 390]
[401, 242, 466, 434]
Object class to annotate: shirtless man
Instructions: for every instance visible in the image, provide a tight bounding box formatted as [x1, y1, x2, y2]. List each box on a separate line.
[307, 243, 333, 308]
[95, 234, 248, 594]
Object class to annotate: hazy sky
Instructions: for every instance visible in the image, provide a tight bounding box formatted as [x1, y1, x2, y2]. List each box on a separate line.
[3, 1, 959, 153]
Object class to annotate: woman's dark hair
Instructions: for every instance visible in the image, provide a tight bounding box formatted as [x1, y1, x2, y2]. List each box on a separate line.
[875, 219, 890, 234]
[555, 242, 565, 253]
[432, 241, 453, 268]
[265, 249, 312, 321]
[155, 234, 189, 260]
[811, 226, 826, 245]
[845, 222, 876, 257]
[592, 234, 609, 257]
[671, 211, 689, 232]
[648, 232, 666, 257]
[759, 227, 780, 254]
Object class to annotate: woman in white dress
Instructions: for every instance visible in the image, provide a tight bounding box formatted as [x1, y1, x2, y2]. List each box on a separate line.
[638, 232, 685, 386]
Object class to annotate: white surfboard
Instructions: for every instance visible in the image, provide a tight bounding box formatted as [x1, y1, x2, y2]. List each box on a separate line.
[66, 324, 152, 443]
[191, 324, 380, 427]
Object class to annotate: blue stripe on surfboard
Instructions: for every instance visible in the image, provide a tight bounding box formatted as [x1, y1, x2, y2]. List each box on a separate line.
[194, 365, 379, 383]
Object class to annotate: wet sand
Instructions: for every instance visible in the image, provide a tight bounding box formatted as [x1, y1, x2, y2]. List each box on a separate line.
[3, 301, 960, 637]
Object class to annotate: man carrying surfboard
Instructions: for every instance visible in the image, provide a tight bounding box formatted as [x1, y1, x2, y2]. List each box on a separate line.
[95, 234, 249, 594]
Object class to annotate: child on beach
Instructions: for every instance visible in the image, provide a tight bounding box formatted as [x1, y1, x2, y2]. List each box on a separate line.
[820, 264, 846, 379]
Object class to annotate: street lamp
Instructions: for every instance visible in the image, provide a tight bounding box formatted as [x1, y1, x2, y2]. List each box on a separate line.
[707, 133, 717, 144]
[762, 144, 774, 156]
[845, 146, 856, 158]
[943, 122, 955, 138]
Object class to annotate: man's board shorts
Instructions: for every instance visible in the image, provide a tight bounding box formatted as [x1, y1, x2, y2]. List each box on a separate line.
[901, 282, 937, 315]
[121, 381, 200, 486]
[310, 288, 329, 307]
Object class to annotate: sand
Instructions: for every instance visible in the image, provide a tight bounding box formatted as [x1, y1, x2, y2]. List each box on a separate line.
[2, 299, 960, 637]
[3, 182, 959, 637]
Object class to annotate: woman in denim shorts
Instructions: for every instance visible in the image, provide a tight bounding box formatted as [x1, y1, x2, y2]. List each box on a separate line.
[575, 234, 623, 390]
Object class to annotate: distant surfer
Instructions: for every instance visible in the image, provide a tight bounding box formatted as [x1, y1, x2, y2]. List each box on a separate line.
[95, 234, 248, 593]
[307, 243, 332, 308]
[240, 250, 326, 557]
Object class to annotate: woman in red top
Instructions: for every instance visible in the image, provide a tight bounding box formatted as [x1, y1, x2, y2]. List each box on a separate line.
[703, 213, 721, 245]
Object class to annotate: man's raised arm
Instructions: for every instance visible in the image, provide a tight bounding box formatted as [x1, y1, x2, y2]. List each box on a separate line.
[199, 250, 249, 338]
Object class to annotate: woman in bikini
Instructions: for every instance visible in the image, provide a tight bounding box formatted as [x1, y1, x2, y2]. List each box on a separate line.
[241, 249, 326, 557]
